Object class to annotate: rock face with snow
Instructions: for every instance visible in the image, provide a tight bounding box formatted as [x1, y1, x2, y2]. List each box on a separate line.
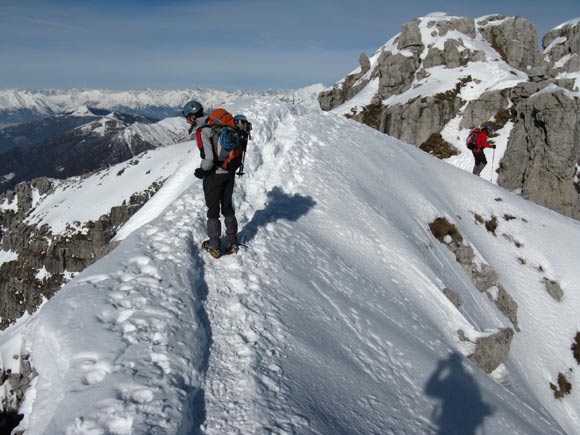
[319, 13, 580, 220]
[543, 18, 580, 74]
[0, 176, 163, 330]
[477, 15, 544, 73]
[498, 89, 580, 219]
[0, 138, 198, 331]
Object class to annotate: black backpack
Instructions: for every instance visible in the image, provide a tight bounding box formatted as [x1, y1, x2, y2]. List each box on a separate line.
[466, 128, 480, 150]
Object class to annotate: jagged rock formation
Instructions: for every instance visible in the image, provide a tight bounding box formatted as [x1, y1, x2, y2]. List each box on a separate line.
[0, 353, 34, 427]
[543, 19, 580, 74]
[0, 176, 164, 330]
[429, 216, 519, 331]
[498, 89, 580, 219]
[319, 13, 580, 221]
[429, 216, 517, 374]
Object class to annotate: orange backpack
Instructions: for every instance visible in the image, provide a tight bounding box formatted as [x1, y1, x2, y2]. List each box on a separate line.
[196, 109, 252, 174]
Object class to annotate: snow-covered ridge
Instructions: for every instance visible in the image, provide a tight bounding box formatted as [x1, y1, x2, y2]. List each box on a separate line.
[23, 140, 196, 236]
[3, 98, 579, 434]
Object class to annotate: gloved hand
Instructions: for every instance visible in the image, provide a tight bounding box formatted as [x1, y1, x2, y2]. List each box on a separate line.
[492, 145, 497, 149]
[194, 168, 206, 179]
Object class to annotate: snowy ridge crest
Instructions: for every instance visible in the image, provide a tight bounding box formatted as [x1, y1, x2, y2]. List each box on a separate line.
[2, 98, 578, 434]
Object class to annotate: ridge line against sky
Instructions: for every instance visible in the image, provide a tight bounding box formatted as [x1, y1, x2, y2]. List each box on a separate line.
[1, 0, 579, 91]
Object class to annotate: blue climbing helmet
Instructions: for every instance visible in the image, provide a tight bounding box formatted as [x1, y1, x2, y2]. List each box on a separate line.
[484, 124, 494, 133]
[181, 100, 204, 118]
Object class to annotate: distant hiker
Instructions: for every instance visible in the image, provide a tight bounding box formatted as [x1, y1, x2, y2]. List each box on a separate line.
[466, 125, 495, 176]
[182, 100, 251, 259]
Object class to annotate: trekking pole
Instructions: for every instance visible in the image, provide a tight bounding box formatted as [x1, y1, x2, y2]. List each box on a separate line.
[237, 151, 246, 177]
[490, 149, 496, 183]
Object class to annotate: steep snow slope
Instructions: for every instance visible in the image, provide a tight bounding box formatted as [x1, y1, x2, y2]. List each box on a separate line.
[3, 99, 580, 434]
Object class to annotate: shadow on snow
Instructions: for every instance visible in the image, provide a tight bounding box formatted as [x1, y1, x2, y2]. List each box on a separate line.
[425, 352, 493, 435]
[180, 240, 212, 435]
[239, 186, 316, 244]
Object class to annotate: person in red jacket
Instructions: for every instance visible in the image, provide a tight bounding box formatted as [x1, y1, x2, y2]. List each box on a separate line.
[472, 125, 496, 176]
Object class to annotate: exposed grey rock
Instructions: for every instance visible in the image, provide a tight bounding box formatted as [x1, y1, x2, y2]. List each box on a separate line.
[0, 178, 164, 330]
[479, 16, 543, 72]
[318, 71, 370, 112]
[382, 95, 464, 146]
[543, 20, 580, 73]
[468, 328, 515, 373]
[459, 89, 510, 129]
[436, 17, 476, 39]
[543, 278, 565, 302]
[359, 52, 371, 74]
[424, 39, 468, 69]
[497, 89, 580, 220]
[397, 19, 423, 50]
[0, 353, 35, 422]
[376, 51, 422, 100]
[442, 287, 462, 308]
[429, 217, 520, 330]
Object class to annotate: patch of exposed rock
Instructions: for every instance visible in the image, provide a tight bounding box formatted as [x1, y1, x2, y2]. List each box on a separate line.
[382, 94, 464, 146]
[543, 20, 580, 74]
[429, 217, 520, 331]
[0, 177, 164, 330]
[0, 353, 35, 428]
[459, 328, 515, 373]
[478, 16, 544, 73]
[497, 89, 580, 220]
[543, 278, 565, 302]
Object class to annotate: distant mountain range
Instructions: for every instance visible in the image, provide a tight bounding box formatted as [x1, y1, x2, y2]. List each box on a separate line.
[0, 107, 183, 193]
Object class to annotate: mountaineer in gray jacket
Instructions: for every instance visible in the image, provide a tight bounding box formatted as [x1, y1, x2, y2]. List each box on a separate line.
[182, 100, 239, 259]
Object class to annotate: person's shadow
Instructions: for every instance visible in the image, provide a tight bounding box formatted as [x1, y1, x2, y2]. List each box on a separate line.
[239, 186, 316, 244]
[425, 352, 493, 435]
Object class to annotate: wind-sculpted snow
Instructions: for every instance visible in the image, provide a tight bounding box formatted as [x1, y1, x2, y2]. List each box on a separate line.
[2, 99, 579, 434]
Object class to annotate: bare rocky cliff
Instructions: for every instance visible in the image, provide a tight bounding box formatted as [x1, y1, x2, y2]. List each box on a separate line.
[0, 176, 164, 330]
[319, 13, 580, 221]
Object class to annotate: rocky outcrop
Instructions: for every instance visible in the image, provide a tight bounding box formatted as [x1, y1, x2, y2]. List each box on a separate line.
[459, 328, 514, 373]
[478, 16, 544, 72]
[543, 20, 580, 74]
[319, 14, 580, 221]
[429, 217, 517, 374]
[382, 94, 464, 146]
[429, 217, 520, 331]
[0, 177, 164, 330]
[0, 353, 35, 425]
[318, 54, 376, 111]
[497, 89, 580, 220]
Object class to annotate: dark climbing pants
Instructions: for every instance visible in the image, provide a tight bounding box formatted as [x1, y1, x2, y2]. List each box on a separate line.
[472, 151, 487, 176]
[203, 172, 238, 249]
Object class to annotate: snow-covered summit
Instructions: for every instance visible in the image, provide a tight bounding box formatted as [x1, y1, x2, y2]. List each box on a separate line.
[2, 96, 579, 434]
[67, 105, 97, 117]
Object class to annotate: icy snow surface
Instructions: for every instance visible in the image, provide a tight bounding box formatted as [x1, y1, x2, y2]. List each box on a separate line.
[2, 97, 580, 434]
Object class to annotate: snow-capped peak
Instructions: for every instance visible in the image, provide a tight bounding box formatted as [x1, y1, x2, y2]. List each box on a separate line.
[69, 105, 96, 117]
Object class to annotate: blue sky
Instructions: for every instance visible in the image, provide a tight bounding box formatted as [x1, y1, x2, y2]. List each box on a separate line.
[1, 0, 579, 91]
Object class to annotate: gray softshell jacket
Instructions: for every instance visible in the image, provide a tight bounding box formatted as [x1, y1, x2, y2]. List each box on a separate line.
[193, 115, 228, 175]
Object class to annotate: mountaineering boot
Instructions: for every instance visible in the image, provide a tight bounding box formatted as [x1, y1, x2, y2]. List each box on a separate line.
[224, 243, 239, 255]
[202, 240, 220, 259]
